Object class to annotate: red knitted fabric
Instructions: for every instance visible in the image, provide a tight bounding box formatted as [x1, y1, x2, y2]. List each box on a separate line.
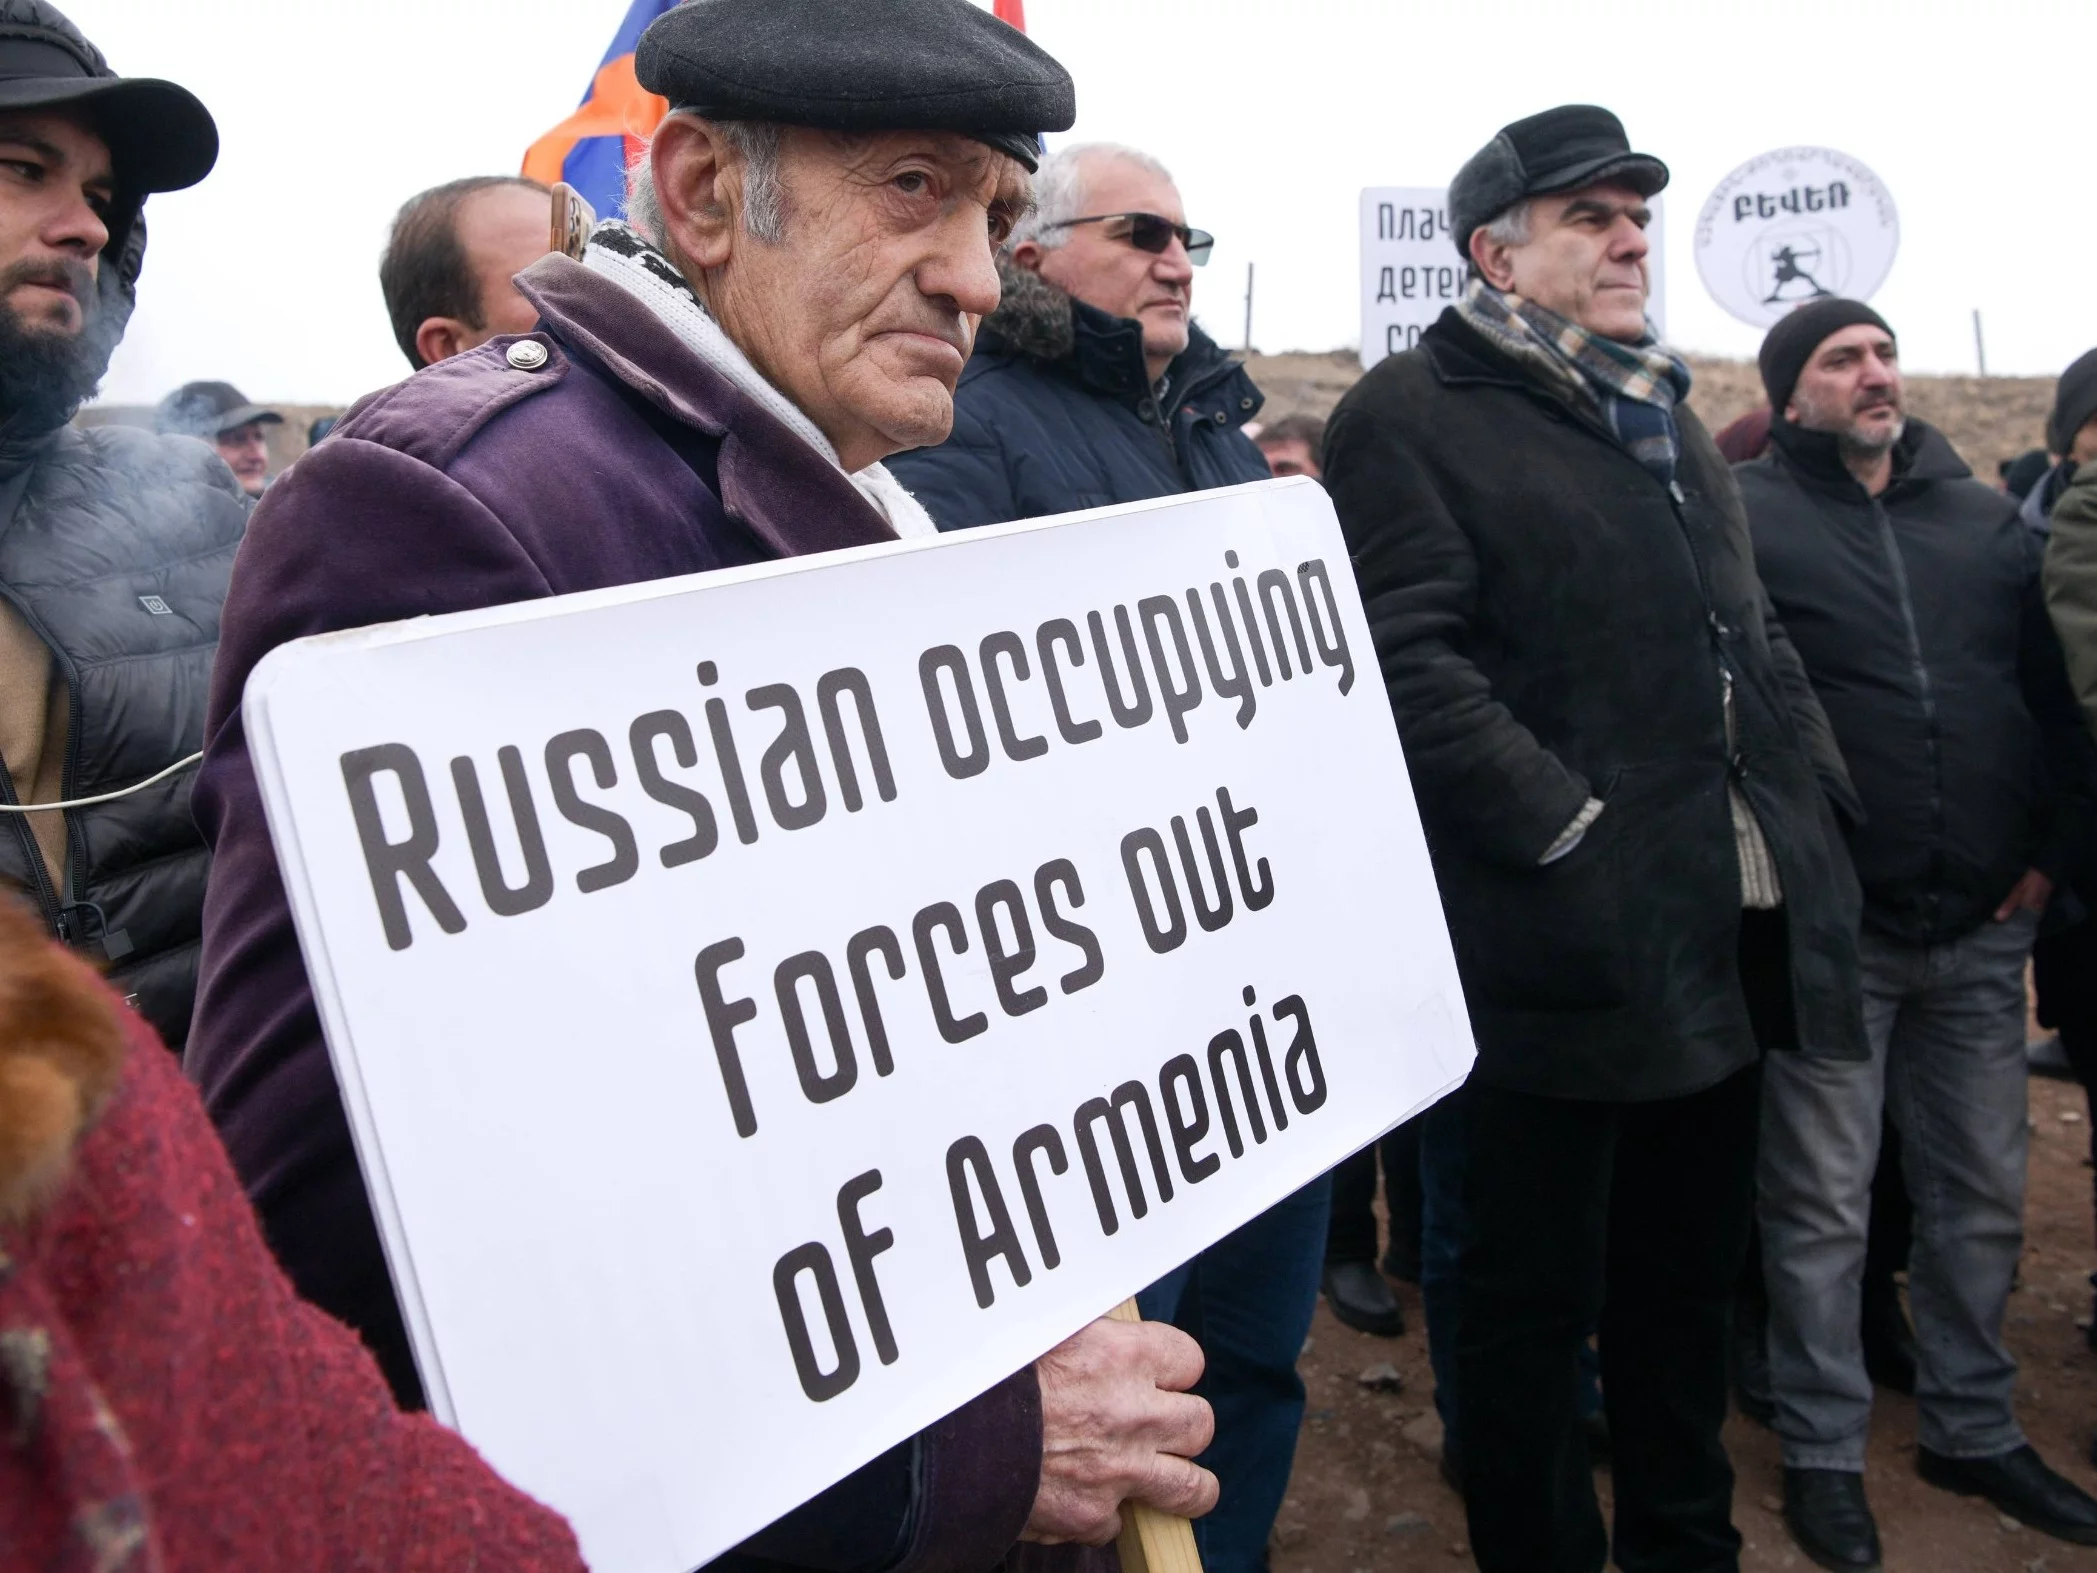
[0, 980, 588, 1572]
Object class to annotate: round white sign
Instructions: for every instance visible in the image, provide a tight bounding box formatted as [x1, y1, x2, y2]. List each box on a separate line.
[1693, 147, 1899, 330]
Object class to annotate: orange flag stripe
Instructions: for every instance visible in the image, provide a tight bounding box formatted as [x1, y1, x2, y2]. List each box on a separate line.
[522, 55, 670, 186]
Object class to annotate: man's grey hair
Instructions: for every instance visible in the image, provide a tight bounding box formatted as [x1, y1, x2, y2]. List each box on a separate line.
[1480, 199, 1533, 250]
[1007, 142, 1175, 253]
[626, 113, 789, 247]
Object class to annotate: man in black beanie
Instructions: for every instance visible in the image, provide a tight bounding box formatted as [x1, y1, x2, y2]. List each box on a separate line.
[1740, 300, 2097, 1564]
[1324, 105, 1867, 1572]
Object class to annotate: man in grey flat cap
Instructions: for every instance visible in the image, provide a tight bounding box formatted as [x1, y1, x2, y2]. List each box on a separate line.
[1323, 105, 1866, 1571]
[189, 1, 1217, 1566]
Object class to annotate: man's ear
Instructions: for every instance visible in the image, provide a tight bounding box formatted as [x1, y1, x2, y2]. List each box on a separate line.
[1468, 226, 1516, 293]
[414, 317, 469, 368]
[652, 115, 740, 272]
[1008, 238, 1046, 274]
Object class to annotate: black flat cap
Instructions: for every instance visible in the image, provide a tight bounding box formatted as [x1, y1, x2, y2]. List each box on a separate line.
[1449, 104, 1667, 261]
[154, 381, 282, 439]
[635, 0, 1075, 172]
[0, 0, 216, 195]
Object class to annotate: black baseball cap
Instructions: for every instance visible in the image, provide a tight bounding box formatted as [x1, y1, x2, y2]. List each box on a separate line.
[1449, 104, 1668, 261]
[0, 0, 217, 195]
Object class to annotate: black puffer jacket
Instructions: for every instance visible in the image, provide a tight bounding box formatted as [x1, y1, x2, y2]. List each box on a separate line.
[1739, 418, 2094, 945]
[887, 262, 1269, 527]
[1324, 310, 1866, 1101]
[0, 422, 246, 1050]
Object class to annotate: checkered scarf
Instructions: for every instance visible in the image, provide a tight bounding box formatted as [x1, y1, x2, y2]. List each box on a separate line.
[1456, 279, 1692, 484]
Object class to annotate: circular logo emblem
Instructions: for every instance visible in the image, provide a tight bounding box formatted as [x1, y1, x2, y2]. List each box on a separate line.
[1693, 147, 1899, 329]
[506, 339, 550, 370]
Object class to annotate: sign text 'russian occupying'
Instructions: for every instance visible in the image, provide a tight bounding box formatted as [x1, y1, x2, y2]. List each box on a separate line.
[245, 478, 1474, 1573]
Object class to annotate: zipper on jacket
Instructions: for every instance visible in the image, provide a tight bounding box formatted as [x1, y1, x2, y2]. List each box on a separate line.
[1870, 496, 1947, 926]
[1659, 480, 1742, 771]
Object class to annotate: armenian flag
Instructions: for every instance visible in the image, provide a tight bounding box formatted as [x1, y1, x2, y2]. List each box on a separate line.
[521, 0, 681, 220]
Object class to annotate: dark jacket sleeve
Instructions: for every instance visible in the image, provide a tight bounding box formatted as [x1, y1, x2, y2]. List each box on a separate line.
[887, 392, 1022, 531]
[1322, 394, 1592, 867]
[721, 1369, 1042, 1573]
[2046, 463, 2097, 741]
[2017, 527, 2097, 884]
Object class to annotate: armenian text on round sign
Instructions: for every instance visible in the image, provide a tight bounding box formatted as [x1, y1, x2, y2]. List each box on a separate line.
[243, 478, 1475, 1573]
[1694, 146, 1900, 330]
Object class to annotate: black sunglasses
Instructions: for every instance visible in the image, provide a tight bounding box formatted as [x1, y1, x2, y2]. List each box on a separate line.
[1044, 211, 1214, 266]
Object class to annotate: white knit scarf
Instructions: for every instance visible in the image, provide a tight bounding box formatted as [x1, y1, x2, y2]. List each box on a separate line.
[582, 222, 938, 541]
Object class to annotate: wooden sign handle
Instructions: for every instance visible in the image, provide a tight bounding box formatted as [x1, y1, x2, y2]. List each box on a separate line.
[1105, 1298, 1205, 1573]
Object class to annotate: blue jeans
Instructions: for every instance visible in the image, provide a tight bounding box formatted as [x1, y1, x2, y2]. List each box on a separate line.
[1758, 909, 2038, 1469]
[1138, 1177, 1331, 1573]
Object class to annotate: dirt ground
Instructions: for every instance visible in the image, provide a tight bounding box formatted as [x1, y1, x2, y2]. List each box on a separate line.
[1271, 1068, 2097, 1573]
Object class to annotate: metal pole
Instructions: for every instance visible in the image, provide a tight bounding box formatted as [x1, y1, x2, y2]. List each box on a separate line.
[1244, 262, 1255, 355]
[1973, 308, 1988, 377]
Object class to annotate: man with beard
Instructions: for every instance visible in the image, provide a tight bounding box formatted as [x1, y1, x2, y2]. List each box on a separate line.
[0, 0, 242, 1054]
[1740, 298, 2097, 1565]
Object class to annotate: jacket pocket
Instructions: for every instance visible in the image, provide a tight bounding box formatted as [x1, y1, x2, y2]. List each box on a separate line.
[1438, 771, 1629, 1013]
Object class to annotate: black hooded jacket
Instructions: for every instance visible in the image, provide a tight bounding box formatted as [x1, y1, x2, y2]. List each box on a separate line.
[1737, 418, 2095, 945]
[0, 158, 246, 1051]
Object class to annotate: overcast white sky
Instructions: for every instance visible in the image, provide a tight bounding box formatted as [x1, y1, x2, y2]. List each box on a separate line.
[70, 0, 2097, 408]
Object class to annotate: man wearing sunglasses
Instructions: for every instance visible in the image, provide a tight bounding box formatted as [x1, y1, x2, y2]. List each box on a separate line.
[893, 142, 1307, 1573]
[887, 141, 1269, 531]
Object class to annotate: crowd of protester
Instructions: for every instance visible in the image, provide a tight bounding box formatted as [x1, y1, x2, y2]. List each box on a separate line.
[8, 0, 2097, 1570]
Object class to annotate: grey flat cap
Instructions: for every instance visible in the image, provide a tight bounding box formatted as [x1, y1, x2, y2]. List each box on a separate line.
[154, 380, 282, 438]
[635, 0, 1075, 171]
[1449, 104, 1667, 262]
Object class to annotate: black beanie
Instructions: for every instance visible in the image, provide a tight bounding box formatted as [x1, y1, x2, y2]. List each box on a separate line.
[1758, 298, 1894, 414]
[2048, 348, 2097, 455]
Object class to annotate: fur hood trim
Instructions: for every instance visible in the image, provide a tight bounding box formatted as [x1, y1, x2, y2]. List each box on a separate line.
[0, 900, 128, 1224]
[981, 259, 1077, 364]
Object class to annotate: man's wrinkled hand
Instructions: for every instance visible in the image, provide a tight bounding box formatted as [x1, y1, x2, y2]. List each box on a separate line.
[1020, 1315, 1217, 1545]
[1995, 867, 2053, 921]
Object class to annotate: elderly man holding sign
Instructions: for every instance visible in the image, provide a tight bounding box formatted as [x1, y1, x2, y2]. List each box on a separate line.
[187, 1, 1219, 1566]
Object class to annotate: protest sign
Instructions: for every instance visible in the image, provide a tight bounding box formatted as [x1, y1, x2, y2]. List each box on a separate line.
[244, 477, 1474, 1573]
[1359, 186, 1666, 371]
[1695, 147, 1899, 329]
